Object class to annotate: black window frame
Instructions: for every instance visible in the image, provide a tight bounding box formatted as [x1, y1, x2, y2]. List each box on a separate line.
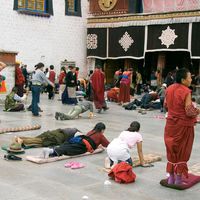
[13, 0, 54, 17]
[65, 0, 82, 17]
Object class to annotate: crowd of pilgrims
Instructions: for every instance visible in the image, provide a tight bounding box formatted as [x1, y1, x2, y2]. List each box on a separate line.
[1, 61, 200, 186]
[3, 61, 200, 114]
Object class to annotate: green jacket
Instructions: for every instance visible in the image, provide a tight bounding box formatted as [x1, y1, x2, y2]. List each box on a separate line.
[5, 92, 16, 111]
[37, 128, 77, 147]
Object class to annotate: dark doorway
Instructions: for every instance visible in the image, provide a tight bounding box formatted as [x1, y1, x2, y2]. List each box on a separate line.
[144, 51, 191, 82]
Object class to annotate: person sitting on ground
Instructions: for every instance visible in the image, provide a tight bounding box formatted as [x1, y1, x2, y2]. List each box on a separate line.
[4, 87, 27, 112]
[107, 121, 150, 167]
[107, 87, 120, 102]
[43, 122, 110, 158]
[158, 83, 167, 112]
[15, 128, 80, 147]
[55, 100, 94, 120]
[140, 91, 159, 109]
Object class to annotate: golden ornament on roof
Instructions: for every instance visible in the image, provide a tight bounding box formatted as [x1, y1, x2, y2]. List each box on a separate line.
[98, 0, 117, 12]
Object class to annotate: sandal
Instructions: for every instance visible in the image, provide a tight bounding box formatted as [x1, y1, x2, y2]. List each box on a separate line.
[4, 154, 22, 161]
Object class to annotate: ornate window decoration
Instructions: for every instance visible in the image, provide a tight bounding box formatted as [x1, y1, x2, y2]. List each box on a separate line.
[159, 26, 178, 48]
[13, 0, 53, 17]
[87, 34, 98, 50]
[119, 32, 134, 52]
[65, 0, 81, 17]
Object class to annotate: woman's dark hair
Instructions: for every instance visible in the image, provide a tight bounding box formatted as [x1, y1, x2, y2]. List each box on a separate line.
[127, 121, 140, 132]
[176, 68, 190, 83]
[35, 62, 44, 70]
[93, 122, 106, 132]
[61, 66, 67, 75]
[50, 65, 54, 70]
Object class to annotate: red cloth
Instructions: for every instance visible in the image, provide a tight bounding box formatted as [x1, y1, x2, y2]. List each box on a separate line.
[164, 83, 197, 178]
[15, 67, 25, 85]
[59, 72, 66, 84]
[119, 79, 130, 103]
[0, 80, 6, 93]
[86, 130, 109, 148]
[49, 70, 56, 83]
[108, 162, 136, 184]
[90, 69, 105, 109]
[107, 88, 119, 102]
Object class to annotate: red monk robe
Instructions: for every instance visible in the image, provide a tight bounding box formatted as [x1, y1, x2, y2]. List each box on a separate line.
[164, 83, 198, 178]
[107, 87, 119, 102]
[118, 70, 131, 104]
[90, 68, 106, 109]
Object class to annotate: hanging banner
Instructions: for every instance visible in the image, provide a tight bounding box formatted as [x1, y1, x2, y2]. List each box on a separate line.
[87, 28, 107, 58]
[147, 23, 189, 51]
[191, 22, 200, 58]
[143, 0, 200, 13]
[108, 26, 145, 59]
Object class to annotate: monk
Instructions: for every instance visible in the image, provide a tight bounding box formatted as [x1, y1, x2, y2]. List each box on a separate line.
[118, 69, 131, 105]
[90, 65, 108, 113]
[164, 68, 200, 185]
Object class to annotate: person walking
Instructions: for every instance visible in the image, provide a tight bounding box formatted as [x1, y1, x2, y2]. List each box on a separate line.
[90, 66, 108, 113]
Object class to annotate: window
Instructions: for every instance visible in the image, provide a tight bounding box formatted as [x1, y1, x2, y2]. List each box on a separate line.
[128, 0, 143, 14]
[65, 0, 81, 17]
[13, 0, 53, 16]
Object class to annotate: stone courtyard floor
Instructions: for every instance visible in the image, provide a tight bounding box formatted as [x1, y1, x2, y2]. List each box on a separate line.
[0, 94, 199, 200]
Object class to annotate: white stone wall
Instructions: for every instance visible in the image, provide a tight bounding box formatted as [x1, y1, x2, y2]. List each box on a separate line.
[0, 0, 88, 76]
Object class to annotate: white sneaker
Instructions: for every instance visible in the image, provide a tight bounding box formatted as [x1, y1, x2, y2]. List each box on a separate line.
[43, 148, 53, 159]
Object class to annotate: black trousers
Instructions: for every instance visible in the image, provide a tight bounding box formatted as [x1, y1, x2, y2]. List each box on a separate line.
[54, 141, 87, 156]
[47, 85, 54, 99]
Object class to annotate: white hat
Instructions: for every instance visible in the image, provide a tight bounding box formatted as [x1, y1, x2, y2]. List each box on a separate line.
[162, 83, 167, 88]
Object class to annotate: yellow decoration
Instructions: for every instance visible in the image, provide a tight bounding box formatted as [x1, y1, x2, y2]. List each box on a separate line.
[98, 0, 117, 12]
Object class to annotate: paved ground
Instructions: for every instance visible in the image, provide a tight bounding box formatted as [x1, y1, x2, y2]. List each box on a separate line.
[0, 94, 199, 200]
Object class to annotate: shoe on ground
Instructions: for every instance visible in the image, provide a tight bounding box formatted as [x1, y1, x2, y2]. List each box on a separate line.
[32, 114, 42, 117]
[103, 107, 109, 111]
[55, 112, 60, 120]
[4, 154, 22, 161]
[97, 109, 102, 113]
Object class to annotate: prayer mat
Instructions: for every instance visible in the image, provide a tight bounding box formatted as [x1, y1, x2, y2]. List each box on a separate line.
[103, 153, 162, 172]
[26, 148, 104, 164]
[0, 124, 41, 134]
[160, 173, 200, 190]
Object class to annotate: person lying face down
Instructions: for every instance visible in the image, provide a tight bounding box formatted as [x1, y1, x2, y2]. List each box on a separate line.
[15, 128, 81, 147]
[55, 100, 94, 120]
[107, 121, 150, 167]
[43, 122, 110, 158]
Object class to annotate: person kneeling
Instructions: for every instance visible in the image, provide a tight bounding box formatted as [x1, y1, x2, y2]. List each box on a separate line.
[107, 121, 150, 167]
[4, 87, 27, 112]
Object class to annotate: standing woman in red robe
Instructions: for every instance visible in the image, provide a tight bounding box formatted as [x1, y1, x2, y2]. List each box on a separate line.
[90, 66, 108, 113]
[118, 68, 131, 105]
[164, 68, 200, 185]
